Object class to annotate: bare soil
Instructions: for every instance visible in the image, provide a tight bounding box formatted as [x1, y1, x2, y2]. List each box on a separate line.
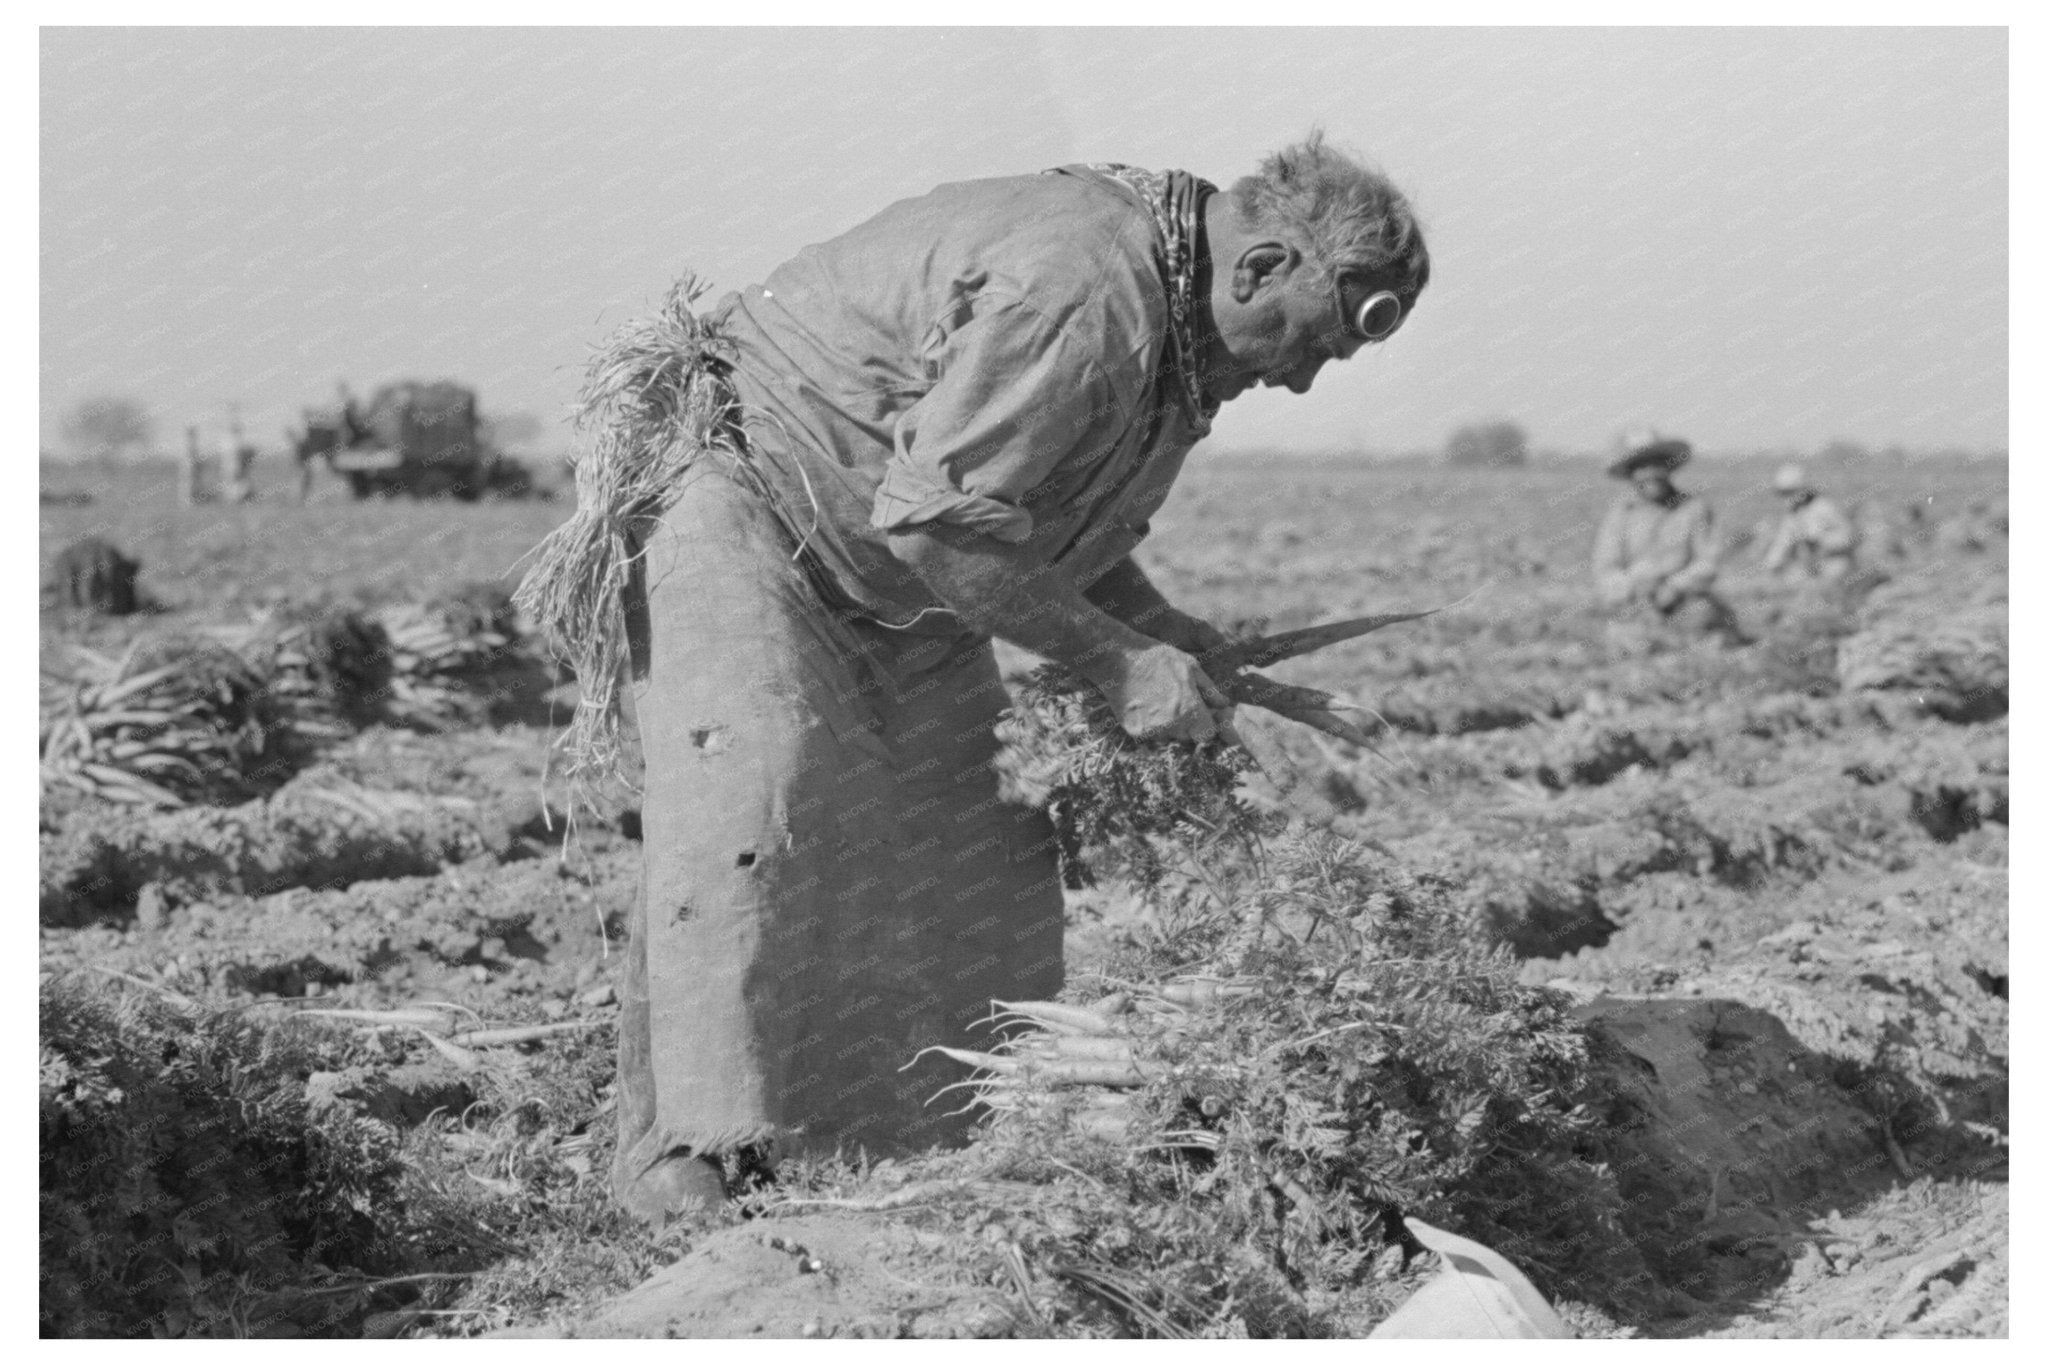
[40, 454, 2006, 1337]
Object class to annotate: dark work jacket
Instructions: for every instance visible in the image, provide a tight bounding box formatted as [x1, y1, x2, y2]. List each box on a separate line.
[711, 166, 1207, 634]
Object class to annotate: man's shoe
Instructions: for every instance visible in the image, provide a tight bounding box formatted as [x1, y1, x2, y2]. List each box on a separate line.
[616, 1152, 727, 1227]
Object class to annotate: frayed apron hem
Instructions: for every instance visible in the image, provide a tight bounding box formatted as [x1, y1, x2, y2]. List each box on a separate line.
[617, 1121, 787, 1177]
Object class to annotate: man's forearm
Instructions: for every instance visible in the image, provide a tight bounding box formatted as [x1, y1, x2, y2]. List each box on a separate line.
[890, 524, 1229, 742]
[1081, 556, 1181, 637]
[1762, 528, 1791, 572]
[1665, 549, 1720, 594]
[887, 524, 1150, 684]
[1632, 551, 1691, 587]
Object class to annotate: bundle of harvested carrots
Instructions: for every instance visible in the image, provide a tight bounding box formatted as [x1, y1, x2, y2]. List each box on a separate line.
[40, 639, 283, 808]
[75, 968, 610, 1079]
[994, 608, 1437, 875]
[911, 984, 1254, 1144]
[284, 1001, 606, 1075]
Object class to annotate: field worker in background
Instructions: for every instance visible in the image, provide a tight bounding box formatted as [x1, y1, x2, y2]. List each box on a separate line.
[225, 418, 258, 504]
[336, 380, 368, 446]
[1592, 431, 1741, 641]
[296, 384, 365, 502]
[518, 133, 1430, 1224]
[295, 437, 318, 502]
[1761, 463, 1858, 583]
[180, 426, 214, 506]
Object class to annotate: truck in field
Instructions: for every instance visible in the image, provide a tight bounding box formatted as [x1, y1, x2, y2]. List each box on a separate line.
[294, 381, 500, 501]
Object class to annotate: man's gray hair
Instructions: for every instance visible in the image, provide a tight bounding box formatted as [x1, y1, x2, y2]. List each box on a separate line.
[1231, 131, 1430, 302]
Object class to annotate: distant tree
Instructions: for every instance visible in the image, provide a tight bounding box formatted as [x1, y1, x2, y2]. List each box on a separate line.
[60, 396, 154, 462]
[480, 411, 547, 450]
[1445, 419, 1529, 468]
[1817, 439, 1871, 463]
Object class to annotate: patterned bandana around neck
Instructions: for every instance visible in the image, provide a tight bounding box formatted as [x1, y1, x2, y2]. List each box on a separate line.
[1083, 163, 1221, 436]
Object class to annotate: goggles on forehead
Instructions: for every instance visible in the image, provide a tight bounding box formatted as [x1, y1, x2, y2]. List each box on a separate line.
[1333, 277, 1406, 343]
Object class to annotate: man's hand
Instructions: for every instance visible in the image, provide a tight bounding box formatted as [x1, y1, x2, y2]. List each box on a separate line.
[1627, 564, 1673, 604]
[1089, 642, 1232, 742]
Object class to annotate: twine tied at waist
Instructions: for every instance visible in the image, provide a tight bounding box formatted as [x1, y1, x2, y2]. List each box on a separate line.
[513, 277, 763, 817]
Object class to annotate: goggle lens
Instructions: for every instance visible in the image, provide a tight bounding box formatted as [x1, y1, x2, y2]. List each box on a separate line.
[1352, 289, 1404, 341]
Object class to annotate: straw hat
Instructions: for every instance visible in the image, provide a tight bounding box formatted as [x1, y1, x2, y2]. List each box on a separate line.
[1607, 428, 1692, 479]
[1773, 463, 1813, 494]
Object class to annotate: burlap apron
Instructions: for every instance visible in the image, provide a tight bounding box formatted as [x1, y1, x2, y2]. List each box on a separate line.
[611, 462, 1064, 1197]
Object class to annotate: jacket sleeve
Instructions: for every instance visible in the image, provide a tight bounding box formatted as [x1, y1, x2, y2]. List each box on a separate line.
[871, 295, 1129, 545]
[1762, 515, 1796, 572]
[1811, 499, 1859, 555]
[1664, 502, 1723, 593]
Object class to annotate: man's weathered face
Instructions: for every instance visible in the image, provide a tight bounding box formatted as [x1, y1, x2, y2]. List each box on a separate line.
[1206, 249, 1374, 405]
[1631, 468, 1674, 503]
[1260, 270, 1372, 396]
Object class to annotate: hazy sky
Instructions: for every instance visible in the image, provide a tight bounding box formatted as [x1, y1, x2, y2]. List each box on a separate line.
[40, 26, 2007, 456]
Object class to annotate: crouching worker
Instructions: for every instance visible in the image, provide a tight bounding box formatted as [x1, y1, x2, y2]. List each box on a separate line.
[1592, 431, 1742, 643]
[517, 134, 1430, 1224]
[1762, 463, 1859, 584]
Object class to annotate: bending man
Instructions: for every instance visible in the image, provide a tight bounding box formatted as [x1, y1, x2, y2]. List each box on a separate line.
[520, 134, 1430, 1223]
